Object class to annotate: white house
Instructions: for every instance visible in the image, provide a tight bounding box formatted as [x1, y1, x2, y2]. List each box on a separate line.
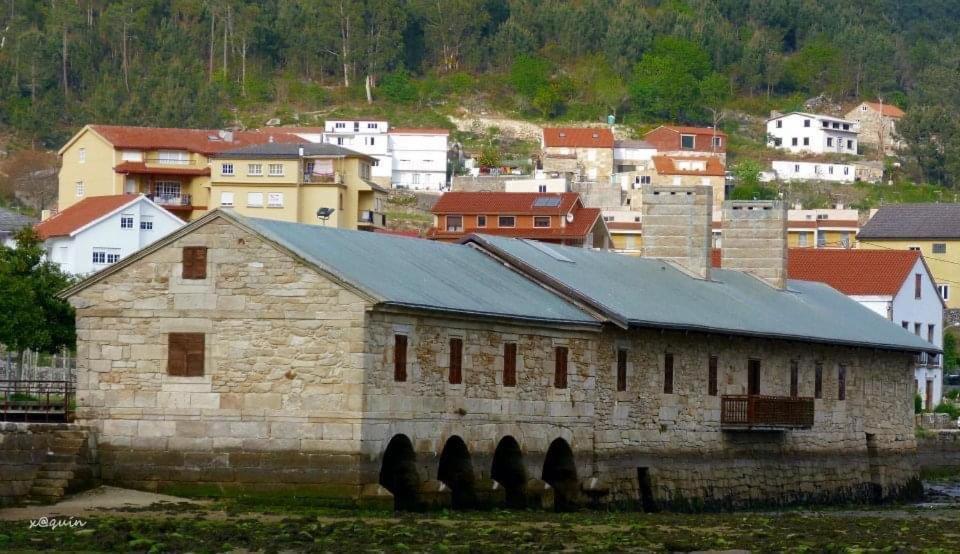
[389, 128, 449, 191]
[767, 112, 859, 155]
[293, 121, 393, 186]
[769, 160, 857, 183]
[503, 177, 568, 193]
[35, 194, 183, 275]
[788, 248, 944, 409]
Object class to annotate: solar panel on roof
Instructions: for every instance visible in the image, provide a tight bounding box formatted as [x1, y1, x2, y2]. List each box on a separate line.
[532, 197, 561, 207]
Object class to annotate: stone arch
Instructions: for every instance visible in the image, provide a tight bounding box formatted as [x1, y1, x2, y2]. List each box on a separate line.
[437, 435, 477, 509]
[379, 434, 420, 511]
[542, 437, 579, 511]
[491, 435, 527, 508]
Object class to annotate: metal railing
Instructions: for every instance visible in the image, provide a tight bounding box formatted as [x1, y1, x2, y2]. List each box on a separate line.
[148, 193, 192, 207]
[0, 380, 75, 423]
[304, 172, 342, 184]
[144, 157, 201, 167]
[721, 394, 814, 429]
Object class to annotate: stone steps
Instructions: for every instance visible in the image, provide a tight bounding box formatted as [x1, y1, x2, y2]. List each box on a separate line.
[25, 429, 90, 505]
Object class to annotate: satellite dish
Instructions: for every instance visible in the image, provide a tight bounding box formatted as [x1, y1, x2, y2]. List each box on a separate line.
[565, 213, 574, 223]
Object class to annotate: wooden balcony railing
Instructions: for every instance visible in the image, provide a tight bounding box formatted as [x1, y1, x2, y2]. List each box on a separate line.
[720, 394, 814, 430]
[0, 380, 75, 423]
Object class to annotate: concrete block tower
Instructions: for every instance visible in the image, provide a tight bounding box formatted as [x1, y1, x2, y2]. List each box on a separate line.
[640, 185, 713, 279]
[721, 200, 788, 289]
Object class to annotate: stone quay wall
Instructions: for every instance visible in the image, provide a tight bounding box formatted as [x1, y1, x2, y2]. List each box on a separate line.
[0, 423, 97, 506]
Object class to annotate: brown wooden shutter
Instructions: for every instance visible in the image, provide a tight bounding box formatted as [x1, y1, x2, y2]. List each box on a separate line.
[663, 353, 674, 394]
[503, 343, 517, 387]
[616, 349, 627, 392]
[182, 246, 208, 280]
[554, 346, 568, 389]
[394, 335, 407, 382]
[708, 356, 718, 396]
[168, 333, 204, 377]
[449, 338, 462, 384]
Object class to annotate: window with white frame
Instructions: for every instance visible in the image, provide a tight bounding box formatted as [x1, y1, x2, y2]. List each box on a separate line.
[412, 173, 420, 185]
[267, 192, 283, 208]
[78, 148, 86, 163]
[335, 122, 346, 128]
[75, 181, 85, 198]
[247, 192, 264, 207]
[640, 175, 651, 184]
[267, 163, 284, 176]
[120, 214, 134, 229]
[680, 135, 695, 149]
[367, 122, 377, 129]
[121, 150, 143, 162]
[140, 216, 154, 230]
[155, 181, 181, 200]
[157, 150, 189, 165]
[220, 192, 235, 207]
[221, 163, 235, 176]
[92, 248, 121, 265]
[712, 136, 722, 148]
[248, 163, 263, 176]
[939, 284, 950, 301]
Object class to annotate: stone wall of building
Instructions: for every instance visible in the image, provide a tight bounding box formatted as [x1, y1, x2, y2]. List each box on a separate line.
[641, 185, 713, 278]
[722, 201, 788, 289]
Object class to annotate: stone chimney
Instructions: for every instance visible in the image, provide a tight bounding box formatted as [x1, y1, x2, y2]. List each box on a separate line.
[721, 200, 788, 289]
[641, 184, 713, 279]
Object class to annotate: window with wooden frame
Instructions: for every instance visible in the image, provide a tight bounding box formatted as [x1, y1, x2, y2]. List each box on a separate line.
[616, 349, 628, 392]
[167, 333, 205, 377]
[503, 343, 517, 387]
[182, 246, 208, 280]
[554, 346, 568, 389]
[790, 360, 799, 398]
[448, 337, 463, 384]
[663, 353, 674, 394]
[838, 364, 847, 401]
[394, 335, 407, 382]
[814, 362, 823, 399]
[708, 356, 718, 396]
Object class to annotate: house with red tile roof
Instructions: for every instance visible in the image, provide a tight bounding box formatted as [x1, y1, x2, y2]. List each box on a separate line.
[35, 194, 183, 275]
[643, 125, 726, 157]
[56, 124, 300, 220]
[845, 101, 906, 155]
[426, 191, 609, 248]
[540, 127, 615, 182]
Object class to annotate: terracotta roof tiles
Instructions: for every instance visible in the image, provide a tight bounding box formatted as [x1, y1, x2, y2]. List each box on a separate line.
[542, 127, 614, 148]
[431, 192, 581, 215]
[36, 195, 139, 239]
[88, 125, 302, 155]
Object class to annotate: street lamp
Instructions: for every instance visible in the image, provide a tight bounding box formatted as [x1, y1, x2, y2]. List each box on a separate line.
[316, 207, 335, 226]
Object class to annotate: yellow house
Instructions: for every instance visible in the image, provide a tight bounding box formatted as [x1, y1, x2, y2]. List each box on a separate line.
[56, 125, 301, 221]
[208, 143, 388, 230]
[858, 204, 960, 309]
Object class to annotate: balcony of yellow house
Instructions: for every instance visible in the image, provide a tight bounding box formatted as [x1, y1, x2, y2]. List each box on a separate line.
[114, 153, 211, 220]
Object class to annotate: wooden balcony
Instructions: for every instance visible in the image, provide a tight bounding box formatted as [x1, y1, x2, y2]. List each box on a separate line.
[720, 395, 814, 431]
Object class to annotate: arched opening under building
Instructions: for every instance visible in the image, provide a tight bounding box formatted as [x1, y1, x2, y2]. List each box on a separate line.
[437, 435, 477, 509]
[491, 435, 527, 508]
[542, 437, 578, 511]
[379, 434, 421, 511]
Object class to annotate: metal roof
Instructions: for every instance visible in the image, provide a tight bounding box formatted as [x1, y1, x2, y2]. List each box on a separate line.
[213, 142, 373, 160]
[858, 203, 960, 239]
[468, 235, 938, 353]
[0, 207, 36, 233]
[236, 215, 599, 326]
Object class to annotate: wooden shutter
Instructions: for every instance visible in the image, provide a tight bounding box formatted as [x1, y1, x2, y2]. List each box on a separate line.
[182, 246, 208, 280]
[394, 335, 407, 382]
[616, 349, 627, 392]
[708, 356, 718, 396]
[449, 338, 462, 384]
[790, 360, 799, 398]
[503, 343, 517, 387]
[168, 333, 204, 377]
[554, 346, 568, 389]
[663, 353, 673, 394]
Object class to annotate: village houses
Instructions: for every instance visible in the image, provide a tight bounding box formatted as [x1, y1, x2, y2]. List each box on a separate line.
[643, 125, 727, 159]
[846, 101, 905, 155]
[767, 112, 859, 155]
[540, 127, 615, 182]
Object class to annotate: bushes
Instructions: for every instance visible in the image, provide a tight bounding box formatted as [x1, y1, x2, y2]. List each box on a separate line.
[934, 401, 960, 419]
[916, 393, 924, 414]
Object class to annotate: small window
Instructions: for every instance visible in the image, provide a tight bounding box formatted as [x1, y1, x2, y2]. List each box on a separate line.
[446, 215, 463, 232]
[814, 362, 823, 399]
[78, 148, 86, 163]
[827, 138, 833, 147]
[844, 166, 850, 175]
[908, 246, 921, 251]
[847, 140, 854, 149]
[791, 138, 798, 146]
[640, 175, 651, 184]
[915, 273, 922, 299]
[394, 335, 407, 382]
[928, 324, 935, 344]
[267, 193, 284, 208]
[182, 246, 208, 279]
[75, 181, 85, 198]
[268, 163, 284, 177]
[712, 136, 722, 148]
[120, 214, 134, 229]
[616, 349, 628, 392]
[708, 356, 718, 396]
[221, 163, 234, 176]
[794, 164, 800, 173]
[933, 243, 947, 254]
[139, 217, 153, 231]
[538, 185, 547, 193]
[663, 353, 674, 394]
[843, 123, 850, 131]
[534, 216, 551, 228]
[776, 120, 782, 128]
[748, 359, 760, 395]
[902, 321, 909, 329]
[503, 342, 517, 387]
[680, 135, 695, 149]
[790, 360, 799, 398]
[449, 337, 463, 385]
[939, 284, 950, 301]
[220, 192, 234, 207]
[914, 322, 921, 336]
[167, 333, 205, 377]
[477, 215, 486, 228]
[803, 137, 810, 146]
[838, 364, 846, 401]
[247, 163, 263, 176]
[804, 119, 811, 127]
[498, 216, 516, 228]
[554, 346, 568, 389]
[247, 192, 264, 207]
[91, 248, 120, 265]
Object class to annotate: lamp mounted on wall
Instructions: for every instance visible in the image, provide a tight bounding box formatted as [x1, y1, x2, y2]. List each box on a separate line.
[316, 207, 335, 226]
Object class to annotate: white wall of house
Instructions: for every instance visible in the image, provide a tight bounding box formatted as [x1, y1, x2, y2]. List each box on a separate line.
[890, 258, 944, 408]
[614, 146, 656, 163]
[771, 161, 857, 183]
[503, 178, 568, 193]
[767, 113, 859, 155]
[46, 198, 183, 276]
[296, 121, 393, 180]
[389, 132, 449, 191]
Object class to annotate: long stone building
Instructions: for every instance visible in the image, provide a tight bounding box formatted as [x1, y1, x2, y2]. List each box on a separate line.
[62, 185, 936, 510]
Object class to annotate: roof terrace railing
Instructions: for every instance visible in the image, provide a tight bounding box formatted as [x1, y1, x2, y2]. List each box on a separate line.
[0, 380, 74, 423]
[721, 394, 814, 430]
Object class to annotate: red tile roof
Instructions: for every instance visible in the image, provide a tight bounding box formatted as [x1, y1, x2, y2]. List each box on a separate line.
[646, 125, 727, 137]
[607, 222, 643, 231]
[388, 127, 450, 135]
[652, 155, 726, 176]
[711, 247, 922, 296]
[427, 208, 602, 242]
[113, 161, 211, 176]
[542, 127, 614, 148]
[862, 102, 905, 118]
[36, 195, 138, 239]
[431, 192, 581, 215]
[88, 125, 301, 155]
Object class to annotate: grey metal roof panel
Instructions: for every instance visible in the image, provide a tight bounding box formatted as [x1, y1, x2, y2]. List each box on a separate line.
[234, 215, 599, 326]
[214, 142, 371, 160]
[471, 235, 938, 353]
[0, 207, 37, 232]
[858, 203, 960, 239]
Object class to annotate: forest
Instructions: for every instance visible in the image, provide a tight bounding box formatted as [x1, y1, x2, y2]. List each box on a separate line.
[2, 0, 960, 185]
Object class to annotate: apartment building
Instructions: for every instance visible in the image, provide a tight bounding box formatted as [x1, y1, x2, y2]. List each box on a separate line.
[767, 112, 859, 155]
[389, 128, 450, 191]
